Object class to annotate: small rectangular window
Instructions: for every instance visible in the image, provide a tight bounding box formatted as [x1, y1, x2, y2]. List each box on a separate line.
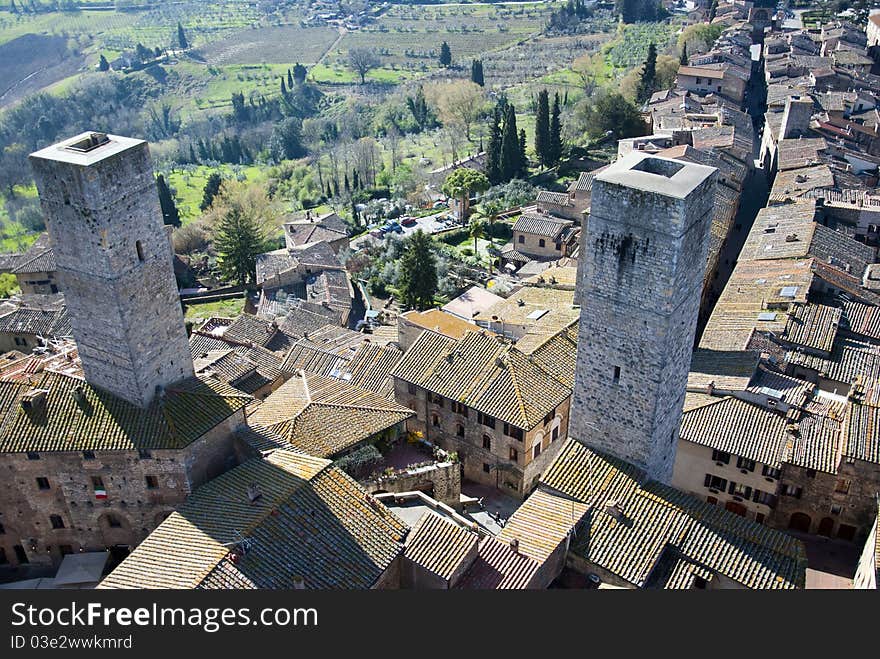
[91, 476, 104, 489]
[138, 449, 152, 460]
[509, 447, 518, 461]
[612, 366, 620, 383]
[482, 435, 491, 450]
[36, 477, 50, 490]
[482, 463, 491, 474]
[736, 457, 756, 472]
[135, 240, 145, 262]
[26, 452, 40, 461]
[407, 383, 416, 396]
[145, 475, 159, 489]
[834, 478, 851, 494]
[711, 449, 730, 464]
[533, 443, 542, 459]
[82, 451, 95, 461]
[49, 515, 64, 529]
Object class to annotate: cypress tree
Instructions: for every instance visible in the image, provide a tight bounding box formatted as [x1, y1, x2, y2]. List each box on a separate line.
[534, 89, 550, 167]
[439, 41, 451, 67]
[281, 77, 287, 97]
[500, 103, 520, 182]
[200, 172, 223, 211]
[352, 169, 360, 190]
[471, 59, 484, 86]
[548, 92, 563, 166]
[177, 22, 188, 50]
[293, 63, 307, 84]
[156, 174, 181, 227]
[637, 42, 657, 104]
[98, 54, 109, 71]
[518, 128, 528, 178]
[680, 42, 688, 66]
[344, 173, 350, 193]
[287, 69, 293, 88]
[485, 107, 503, 185]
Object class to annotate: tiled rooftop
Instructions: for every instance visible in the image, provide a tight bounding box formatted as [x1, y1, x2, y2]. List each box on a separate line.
[99, 450, 407, 589]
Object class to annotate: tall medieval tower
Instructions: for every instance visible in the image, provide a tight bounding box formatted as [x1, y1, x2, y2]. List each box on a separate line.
[570, 152, 716, 484]
[29, 132, 194, 408]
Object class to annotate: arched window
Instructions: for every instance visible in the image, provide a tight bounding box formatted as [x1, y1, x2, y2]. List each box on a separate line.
[431, 414, 440, 428]
[456, 424, 464, 437]
[482, 435, 491, 450]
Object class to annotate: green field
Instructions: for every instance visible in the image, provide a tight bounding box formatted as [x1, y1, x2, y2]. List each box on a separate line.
[183, 297, 246, 325]
[165, 164, 267, 224]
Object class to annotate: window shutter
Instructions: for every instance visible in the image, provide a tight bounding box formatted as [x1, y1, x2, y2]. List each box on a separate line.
[752, 488, 761, 503]
[744, 486, 752, 499]
[728, 481, 736, 495]
[704, 474, 712, 487]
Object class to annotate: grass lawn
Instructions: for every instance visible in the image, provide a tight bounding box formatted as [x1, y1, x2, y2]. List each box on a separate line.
[183, 296, 245, 325]
[164, 164, 267, 224]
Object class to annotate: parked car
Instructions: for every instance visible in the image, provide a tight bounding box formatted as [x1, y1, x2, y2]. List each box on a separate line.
[401, 217, 417, 227]
[369, 229, 384, 239]
[432, 200, 447, 209]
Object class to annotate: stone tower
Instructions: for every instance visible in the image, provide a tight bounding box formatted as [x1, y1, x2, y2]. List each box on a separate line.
[29, 132, 194, 408]
[570, 152, 717, 484]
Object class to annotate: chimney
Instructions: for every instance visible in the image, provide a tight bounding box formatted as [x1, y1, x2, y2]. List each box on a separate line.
[246, 484, 262, 503]
[604, 500, 624, 520]
[20, 388, 48, 415]
[292, 575, 306, 590]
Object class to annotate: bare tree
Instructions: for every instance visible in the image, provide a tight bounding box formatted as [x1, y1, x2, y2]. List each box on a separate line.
[426, 81, 487, 142]
[347, 47, 381, 85]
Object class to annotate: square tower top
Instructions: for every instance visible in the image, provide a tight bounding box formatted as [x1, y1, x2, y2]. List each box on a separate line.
[29, 132, 146, 167]
[595, 152, 717, 200]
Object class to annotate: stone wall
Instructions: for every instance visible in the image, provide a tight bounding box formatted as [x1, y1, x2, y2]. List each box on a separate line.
[770, 458, 880, 544]
[394, 378, 569, 498]
[0, 409, 244, 568]
[363, 459, 461, 507]
[571, 155, 716, 484]
[29, 135, 194, 408]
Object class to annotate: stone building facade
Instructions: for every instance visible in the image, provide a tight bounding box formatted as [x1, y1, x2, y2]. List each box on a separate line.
[0, 410, 244, 568]
[29, 132, 194, 408]
[570, 153, 717, 484]
[394, 379, 569, 497]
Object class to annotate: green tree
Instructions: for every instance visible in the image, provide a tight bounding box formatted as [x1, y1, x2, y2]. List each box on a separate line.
[439, 41, 452, 67]
[281, 77, 288, 97]
[469, 219, 486, 261]
[177, 22, 188, 50]
[535, 89, 550, 167]
[500, 103, 522, 182]
[156, 174, 181, 227]
[579, 92, 646, 140]
[200, 172, 223, 211]
[268, 117, 305, 161]
[485, 107, 503, 184]
[680, 42, 688, 66]
[293, 63, 307, 85]
[708, 0, 718, 21]
[98, 54, 109, 71]
[398, 230, 438, 311]
[442, 168, 490, 224]
[471, 59, 484, 86]
[637, 43, 657, 104]
[548, 92, 563, 166]
[207, 182, 276, 287]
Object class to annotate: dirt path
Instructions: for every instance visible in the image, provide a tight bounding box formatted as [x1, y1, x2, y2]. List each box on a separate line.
[317, 27, 347, 65]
